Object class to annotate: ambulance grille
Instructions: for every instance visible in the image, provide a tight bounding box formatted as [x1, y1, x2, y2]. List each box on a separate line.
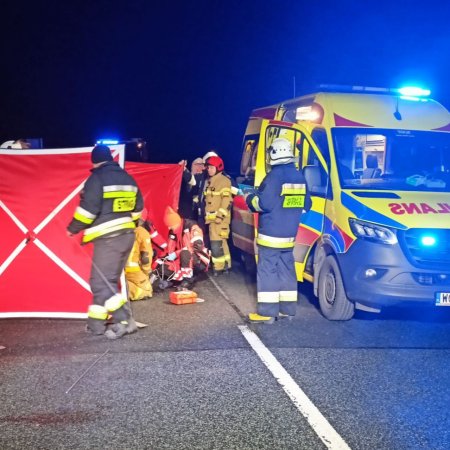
[400, 229, 450, 269]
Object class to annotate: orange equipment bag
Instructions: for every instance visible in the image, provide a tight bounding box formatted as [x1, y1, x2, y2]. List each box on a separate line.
[169, 290, 198, 305]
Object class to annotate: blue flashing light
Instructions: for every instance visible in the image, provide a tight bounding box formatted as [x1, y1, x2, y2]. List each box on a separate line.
[397, 86, 431, 97]
[96, 139, 120, 145]
[420, 235, 437, 247]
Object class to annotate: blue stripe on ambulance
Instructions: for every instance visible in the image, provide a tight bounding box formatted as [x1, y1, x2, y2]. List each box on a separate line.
[299, 209, 323, 232]
[341, 191, 407, 230]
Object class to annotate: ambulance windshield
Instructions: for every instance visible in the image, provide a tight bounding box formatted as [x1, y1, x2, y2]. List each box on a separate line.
[333, 128, 450, 192]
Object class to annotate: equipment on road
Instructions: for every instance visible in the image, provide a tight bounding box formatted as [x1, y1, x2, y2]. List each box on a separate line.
[169, 290, 200, 305]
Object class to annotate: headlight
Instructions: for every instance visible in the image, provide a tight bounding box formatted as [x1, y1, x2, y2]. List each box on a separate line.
[349, 218, 398, 245]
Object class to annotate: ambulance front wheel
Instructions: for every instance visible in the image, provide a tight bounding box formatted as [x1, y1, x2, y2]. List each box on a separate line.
[318, 255, 354, 321]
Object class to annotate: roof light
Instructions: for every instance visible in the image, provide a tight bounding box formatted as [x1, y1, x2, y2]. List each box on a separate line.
[295, 103, 324, 123]
[96, 139, 120, 145]
[397, 87, 431, 97]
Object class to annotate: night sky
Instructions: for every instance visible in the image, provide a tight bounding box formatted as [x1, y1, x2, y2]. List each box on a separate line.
[1, 0, 450, 172]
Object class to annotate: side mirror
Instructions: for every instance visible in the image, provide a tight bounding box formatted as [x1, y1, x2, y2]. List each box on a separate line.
[304, 165, 327, 196]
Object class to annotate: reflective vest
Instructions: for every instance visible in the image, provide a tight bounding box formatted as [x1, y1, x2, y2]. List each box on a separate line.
[68, 161, 144, 243]
[246, 163, 311, 249]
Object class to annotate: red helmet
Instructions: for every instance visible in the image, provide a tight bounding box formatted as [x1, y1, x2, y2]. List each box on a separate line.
[206, 155, 224, 172]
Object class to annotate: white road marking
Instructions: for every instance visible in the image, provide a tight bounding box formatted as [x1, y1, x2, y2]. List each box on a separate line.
[238, 325, 351, 450]
[209, 275, 350, 449]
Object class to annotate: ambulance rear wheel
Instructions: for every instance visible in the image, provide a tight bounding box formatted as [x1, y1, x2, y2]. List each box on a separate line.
[318, 255, 354, 321]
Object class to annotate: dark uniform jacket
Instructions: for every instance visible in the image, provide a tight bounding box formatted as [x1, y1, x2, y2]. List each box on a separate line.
[68, 161, 144, 243]
[246, 163, 311, 248]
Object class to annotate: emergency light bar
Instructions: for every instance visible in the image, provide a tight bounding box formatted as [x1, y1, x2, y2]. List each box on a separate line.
[96, 139, 120, 145]
[318, 84, 431, 97]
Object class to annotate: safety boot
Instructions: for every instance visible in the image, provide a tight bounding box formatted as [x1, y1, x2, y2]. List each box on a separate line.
[248, 313, 275, 324]
[105, 318, 138, 340]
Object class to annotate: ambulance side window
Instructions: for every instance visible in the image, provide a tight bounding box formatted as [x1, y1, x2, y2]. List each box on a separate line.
[305, 138, 329, 198]
[239, 139, 258, 184]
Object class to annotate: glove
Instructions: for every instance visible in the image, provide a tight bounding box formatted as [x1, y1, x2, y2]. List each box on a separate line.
[166, 252, 177, 261]
[214, 216, 223, 224]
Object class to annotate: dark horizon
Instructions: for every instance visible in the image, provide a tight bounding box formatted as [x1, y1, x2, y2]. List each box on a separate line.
[1, 0, 450, 173]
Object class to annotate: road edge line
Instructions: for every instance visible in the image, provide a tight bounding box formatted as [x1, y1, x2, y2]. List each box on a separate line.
[238, 324, 351, 450]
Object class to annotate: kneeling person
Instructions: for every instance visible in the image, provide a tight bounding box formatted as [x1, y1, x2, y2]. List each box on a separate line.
[125, 208, 153, 300]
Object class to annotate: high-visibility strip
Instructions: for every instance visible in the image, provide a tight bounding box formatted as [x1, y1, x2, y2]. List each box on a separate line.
[257, 291, 279, 303]
[280, 290, 298, 302]
[103, 191, 137, 198]
[206, 212, 217, 221]
[250, 196, 263, 212]
[257, 234, 295, 248]
[84, 217, 133, 235]
[82, 222, 135, 243]
[125, 266, 141, 273]
[74, 206, 96, 220]
[281, 183, 306, 195]
[131, 211, 141, 221]
[103, 185, 138, 193]
[126, 261, 140, 267]
[104, 294, 127, 312]
[73, 206, 96, 224]
[88, 304, 108, 320]
[212, 255, 226, 263]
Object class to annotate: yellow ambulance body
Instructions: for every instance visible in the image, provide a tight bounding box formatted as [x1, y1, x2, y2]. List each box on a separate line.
[232, 87, 450, 320]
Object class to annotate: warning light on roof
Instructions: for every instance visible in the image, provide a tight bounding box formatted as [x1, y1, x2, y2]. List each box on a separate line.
[96, 139, 120, 145]
[296, 104, 324, 123]
[397, 87, 431, 97]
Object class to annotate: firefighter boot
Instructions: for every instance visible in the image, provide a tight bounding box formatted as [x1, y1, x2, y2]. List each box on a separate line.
[104, 318, 138, 340]
[86, 318, 106, 335]
[248, 313, 275, 324]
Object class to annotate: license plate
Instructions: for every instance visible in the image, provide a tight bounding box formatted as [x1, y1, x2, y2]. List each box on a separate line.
[435, 292, 450, 306]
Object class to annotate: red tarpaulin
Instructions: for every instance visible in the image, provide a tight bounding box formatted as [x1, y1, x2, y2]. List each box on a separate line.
[0, 147, 182, 318]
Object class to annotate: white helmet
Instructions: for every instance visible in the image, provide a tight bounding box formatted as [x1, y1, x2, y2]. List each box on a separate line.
[269, 138, 295, 165]
[1, 140, 22, 149]
[202, 150, 218, 163]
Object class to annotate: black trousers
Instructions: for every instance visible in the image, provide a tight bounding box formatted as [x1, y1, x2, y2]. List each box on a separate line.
[90, 232, 135, 322]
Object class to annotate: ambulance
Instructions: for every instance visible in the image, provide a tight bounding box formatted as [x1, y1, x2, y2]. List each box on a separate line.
[232, 86, 450, 320]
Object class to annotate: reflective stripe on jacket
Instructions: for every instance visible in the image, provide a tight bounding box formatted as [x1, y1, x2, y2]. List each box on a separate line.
[204, 172, 232, 225]
[68, 161, 144, 243]
[246, 163, 311, 248]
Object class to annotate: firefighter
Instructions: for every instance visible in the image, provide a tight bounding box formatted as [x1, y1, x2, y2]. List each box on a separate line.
[125, 208, 153, 301]
[245, 138, 311, 323]
[67, 144, 144, 339]
[204, 155, 232, 275]
[155, 206, 210, 288]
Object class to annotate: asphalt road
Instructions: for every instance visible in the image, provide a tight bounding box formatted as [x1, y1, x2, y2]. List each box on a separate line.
[1, 260, 450, 450]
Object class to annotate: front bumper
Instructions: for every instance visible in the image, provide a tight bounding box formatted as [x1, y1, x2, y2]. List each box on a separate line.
[337, 239, 450, 309]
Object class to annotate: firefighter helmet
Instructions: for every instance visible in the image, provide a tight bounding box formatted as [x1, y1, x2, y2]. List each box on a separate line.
[269, 138, 295, 166]
[202, 151, 218, 163]
[206, 155, 224, 172]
